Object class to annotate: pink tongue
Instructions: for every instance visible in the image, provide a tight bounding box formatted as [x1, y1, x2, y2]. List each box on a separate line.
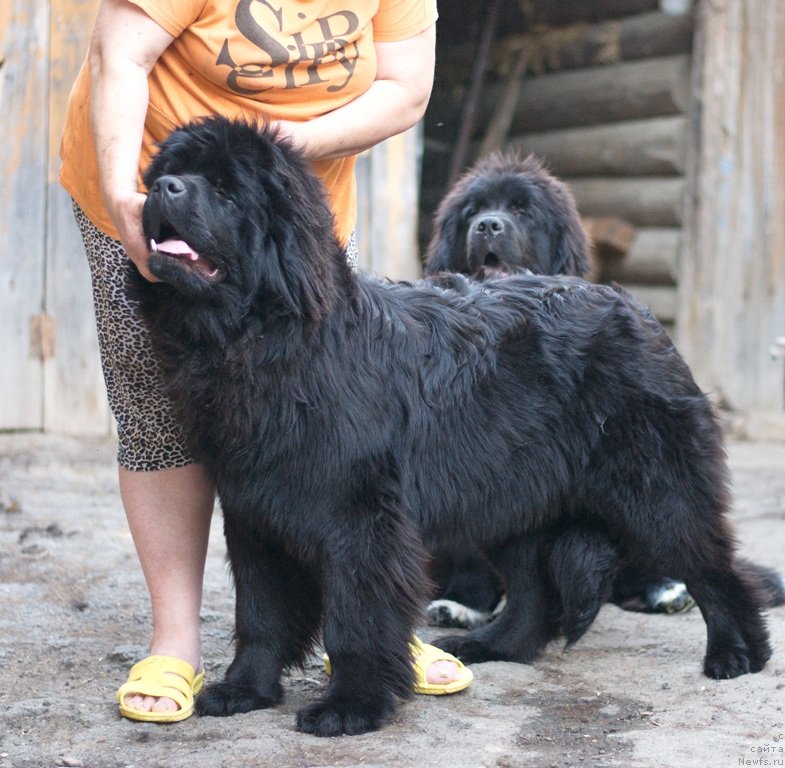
[156, 239, 194, 256]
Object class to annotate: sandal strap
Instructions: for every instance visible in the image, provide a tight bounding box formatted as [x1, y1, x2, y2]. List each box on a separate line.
[116, 655, 197, 710]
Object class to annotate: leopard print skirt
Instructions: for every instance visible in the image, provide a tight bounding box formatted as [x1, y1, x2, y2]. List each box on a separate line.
[74, 202, 358, 471]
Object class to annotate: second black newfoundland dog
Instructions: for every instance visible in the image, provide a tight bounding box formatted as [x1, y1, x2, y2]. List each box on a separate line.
[135, 117, 772, 737]
[422, 152, 697, 629]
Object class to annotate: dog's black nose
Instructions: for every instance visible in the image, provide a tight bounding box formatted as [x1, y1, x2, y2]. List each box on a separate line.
[151, 175, 186, 198]
[474, 215, 506, 237]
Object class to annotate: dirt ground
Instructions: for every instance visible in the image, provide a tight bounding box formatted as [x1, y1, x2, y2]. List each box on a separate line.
[0, 430, 783, 768]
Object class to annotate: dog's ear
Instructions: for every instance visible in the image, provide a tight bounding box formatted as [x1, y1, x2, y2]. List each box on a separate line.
[242, 134, 348, 324]
[249, 218, 345, 325]
[519, 155, 591, 279]
[424, 205, 467, 276]
[424, 227, 456, 275]
[550, 212, 591, 278]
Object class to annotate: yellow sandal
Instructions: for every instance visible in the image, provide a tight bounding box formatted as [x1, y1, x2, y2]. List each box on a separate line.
[116, 655, 204, 723]
[323, 635, 473, 695]
[408, 636, 473, 695]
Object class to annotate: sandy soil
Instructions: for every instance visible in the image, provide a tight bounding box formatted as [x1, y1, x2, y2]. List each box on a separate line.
[0, 432, 783, 768]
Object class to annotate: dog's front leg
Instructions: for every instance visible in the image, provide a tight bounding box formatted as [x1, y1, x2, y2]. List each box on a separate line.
[296, 488, 429, 736]
[197, 512, 322, 717]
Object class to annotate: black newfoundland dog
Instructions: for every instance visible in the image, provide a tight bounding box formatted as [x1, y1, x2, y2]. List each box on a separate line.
[135, 117, 772, 737]
[424, 152, 698, 629]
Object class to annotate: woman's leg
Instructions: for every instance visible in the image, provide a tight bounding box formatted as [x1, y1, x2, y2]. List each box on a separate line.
[75, 203, 215, 715]
[118, 463, 214, 713]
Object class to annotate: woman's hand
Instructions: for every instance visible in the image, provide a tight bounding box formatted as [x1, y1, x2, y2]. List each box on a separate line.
[106, 191, 158, 282]
[272, 24, 436, 161]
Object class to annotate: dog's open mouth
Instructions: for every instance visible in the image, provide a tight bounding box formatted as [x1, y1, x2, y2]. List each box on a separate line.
[475, 252, 511, 279]
[149, 237, 222, 282]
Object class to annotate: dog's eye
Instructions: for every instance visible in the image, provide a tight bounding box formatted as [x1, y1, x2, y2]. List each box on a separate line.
[214, 183, 237, 207]
[463, 206, 476, 221]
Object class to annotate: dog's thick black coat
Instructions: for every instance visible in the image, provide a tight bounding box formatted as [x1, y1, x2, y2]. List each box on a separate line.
[136, 117, 771, 737]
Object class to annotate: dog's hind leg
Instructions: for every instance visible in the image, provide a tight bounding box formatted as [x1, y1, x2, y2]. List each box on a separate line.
[435, 535, 556, 664]
[197, 513, 322, 717]
[605, 498, 771, 678]
[547, 526, 619, 647]
[626, 490, 772, 678]
[683, 558, 773, 679]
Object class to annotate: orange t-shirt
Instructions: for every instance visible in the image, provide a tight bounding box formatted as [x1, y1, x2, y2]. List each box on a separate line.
[59, 0, 437, 246]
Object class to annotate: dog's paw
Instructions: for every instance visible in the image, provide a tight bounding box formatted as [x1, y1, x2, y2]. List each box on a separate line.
[647, 579, 696, 614]
[296, 699, 391, 737]
[196, 681, 282, 716]
[703, 639, 771, 679]
[426, 599, 492, 629]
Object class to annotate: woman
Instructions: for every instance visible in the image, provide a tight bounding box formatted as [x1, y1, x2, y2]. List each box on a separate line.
[59, 0, 471, 722]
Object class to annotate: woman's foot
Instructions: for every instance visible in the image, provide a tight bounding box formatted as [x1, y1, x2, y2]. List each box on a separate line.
[409, 637, 473, 694]
[118, 639, 202, 717]
[425, 658, 462, 685]
[116, 652, 204, 721]
[323, 635, 473, 695]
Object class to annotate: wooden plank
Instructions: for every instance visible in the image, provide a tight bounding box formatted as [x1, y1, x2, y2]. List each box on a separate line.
[45, 0, 109, 435]
[508, 116, 688, 177]
[567, 177, 686, 227]
[436, 10, 694, 85]
[503, 54, 692, 134]
[522, 0, 659, 28]
[0, 0, 49, 430]
[677, 0, 785, 411]
[356, 126, 423, 281]
[599, 227, 680, 285]
[582, 217, 637, 258]
[618, 8, 694, 61]
[428, 54, 692, 142]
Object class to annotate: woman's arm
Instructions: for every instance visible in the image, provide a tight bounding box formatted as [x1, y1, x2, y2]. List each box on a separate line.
[276, 23, 436, 161]
[89, 0, 174, 280]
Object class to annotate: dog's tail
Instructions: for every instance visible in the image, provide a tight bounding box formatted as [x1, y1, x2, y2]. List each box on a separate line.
[546, 527, 618, 647]
[737, 557, 785, 608]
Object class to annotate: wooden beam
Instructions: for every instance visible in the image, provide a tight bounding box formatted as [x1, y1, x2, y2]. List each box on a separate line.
[435, 11, 693, 86]
[45, 0, 109, 435]
[523, 0, 659, 28]
[0, 0, 48, 430]
[505, 55, 691, 134]
[624, 284, 677, 324]
[583, 217, 636, 258]
[356, 127, 423, 281]
[448, 0, 502, 184]
[599, 227, 680, 285]
[508, 116, 688, 177]
[568, 177, 686, 227]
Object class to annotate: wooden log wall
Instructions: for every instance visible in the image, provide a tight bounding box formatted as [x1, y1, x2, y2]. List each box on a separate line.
[423, 4, 695, 330]
[46, 0, 111, 434]
[0, 0, 109, 434]
[1, 0, 54, 430]
[677, 0, 785, 412]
